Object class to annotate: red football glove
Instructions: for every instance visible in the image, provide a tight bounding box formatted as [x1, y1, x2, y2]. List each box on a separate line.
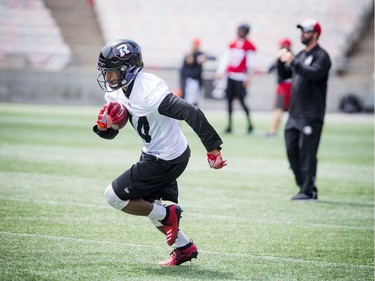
[97, 104, 109, 128]
[207, 153, 227, 169]
[97, 102, 126, 129]
[106, 102, 126, 124]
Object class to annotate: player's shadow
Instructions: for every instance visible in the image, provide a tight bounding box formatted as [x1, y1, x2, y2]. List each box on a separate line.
[317, 199, 374, 208]
[129, 264, 235, 280]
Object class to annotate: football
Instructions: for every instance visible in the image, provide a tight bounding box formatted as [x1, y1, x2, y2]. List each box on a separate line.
[109, 102, 129, 130]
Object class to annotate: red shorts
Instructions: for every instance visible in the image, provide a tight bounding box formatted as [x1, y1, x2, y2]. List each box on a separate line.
[275, 81, 292, 111]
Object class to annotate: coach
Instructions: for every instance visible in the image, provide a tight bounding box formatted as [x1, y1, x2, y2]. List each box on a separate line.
[278, 19, 331, 201]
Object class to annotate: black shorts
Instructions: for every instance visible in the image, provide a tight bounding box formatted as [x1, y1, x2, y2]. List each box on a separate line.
[112, 147, 190, 203]
[226, 77, 246, 99]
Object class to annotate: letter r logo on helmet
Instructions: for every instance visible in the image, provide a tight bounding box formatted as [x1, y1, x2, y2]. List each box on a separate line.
[115, 44, 131, 59]
[96, 39, 144, 92]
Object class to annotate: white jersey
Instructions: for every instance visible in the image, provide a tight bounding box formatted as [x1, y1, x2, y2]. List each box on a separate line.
[104, 72, 188, 161]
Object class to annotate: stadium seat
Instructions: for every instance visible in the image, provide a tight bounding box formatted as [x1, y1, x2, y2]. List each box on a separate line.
[0, 0, 71, 70]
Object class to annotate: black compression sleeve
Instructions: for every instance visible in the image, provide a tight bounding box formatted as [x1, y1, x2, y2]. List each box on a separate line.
[158, 93, 223, 151]
[92, 125, 119, 140]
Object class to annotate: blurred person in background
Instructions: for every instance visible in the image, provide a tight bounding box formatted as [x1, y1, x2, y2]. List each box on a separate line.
[216, 23, 256, 134]
[266, 38, 293, 138]
[278, 19, 331, 201]
[180, 38, 216, 106]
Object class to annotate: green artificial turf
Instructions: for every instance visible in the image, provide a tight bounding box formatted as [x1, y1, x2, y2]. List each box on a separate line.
[0, 103, 373, 281]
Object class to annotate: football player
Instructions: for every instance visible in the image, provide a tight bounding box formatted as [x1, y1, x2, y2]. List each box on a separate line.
[93, 39, 226, 266]
[216, 23, 256, 134]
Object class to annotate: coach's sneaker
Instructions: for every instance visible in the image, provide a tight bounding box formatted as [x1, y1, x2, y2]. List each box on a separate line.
[159, 242, 198, 266]
[291, 192, 317, 201]
[160, 205, 182, 246]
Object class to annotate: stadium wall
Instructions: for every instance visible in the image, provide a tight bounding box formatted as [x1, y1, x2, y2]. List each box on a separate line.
[0, 68, 372, 112]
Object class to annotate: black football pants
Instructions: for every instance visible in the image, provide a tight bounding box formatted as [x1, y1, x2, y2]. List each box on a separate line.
[225, 77, 251, 128]
[284, 117, 323, 196]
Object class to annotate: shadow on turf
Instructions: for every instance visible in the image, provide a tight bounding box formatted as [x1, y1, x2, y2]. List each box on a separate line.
[129, 264, 235, 280]
[318, 200, 374, 208]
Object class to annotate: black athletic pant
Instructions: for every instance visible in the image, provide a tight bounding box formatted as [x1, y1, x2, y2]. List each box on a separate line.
[226, 77, 251, 129]
[284, 117, 323, 196]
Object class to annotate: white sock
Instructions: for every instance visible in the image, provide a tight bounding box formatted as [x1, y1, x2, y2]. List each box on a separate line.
[148, 203, 166, 220]
[174, 229, 190, 248]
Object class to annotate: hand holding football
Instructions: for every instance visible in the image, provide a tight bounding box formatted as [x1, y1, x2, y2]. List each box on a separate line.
[97, 101, 128, 130]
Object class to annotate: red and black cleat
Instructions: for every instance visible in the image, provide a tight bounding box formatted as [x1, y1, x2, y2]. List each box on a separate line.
[159, 242, 198, 266]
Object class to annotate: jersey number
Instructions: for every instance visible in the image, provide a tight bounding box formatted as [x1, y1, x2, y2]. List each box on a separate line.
[129, 115, 151, 143]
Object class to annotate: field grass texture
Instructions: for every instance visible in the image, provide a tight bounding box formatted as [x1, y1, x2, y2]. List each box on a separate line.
[0, 103, 373, 281]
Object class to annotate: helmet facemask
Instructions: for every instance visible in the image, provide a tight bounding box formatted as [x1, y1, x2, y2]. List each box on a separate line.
[96, 39, 144, 92]
[97, 64, 142, 92]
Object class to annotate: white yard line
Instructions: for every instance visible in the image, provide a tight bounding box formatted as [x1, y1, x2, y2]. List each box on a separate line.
[0, 196, 373, 231]
[0, 231, 373, 270]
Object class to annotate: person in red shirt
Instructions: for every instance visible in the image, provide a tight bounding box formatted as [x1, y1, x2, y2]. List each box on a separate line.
[266, 38, 293, 138]
[216, 23, 256, 134]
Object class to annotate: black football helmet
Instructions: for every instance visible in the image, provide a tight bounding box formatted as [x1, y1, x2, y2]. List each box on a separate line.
[238, 23, 250, 37]
[96, 39, 143, 92]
